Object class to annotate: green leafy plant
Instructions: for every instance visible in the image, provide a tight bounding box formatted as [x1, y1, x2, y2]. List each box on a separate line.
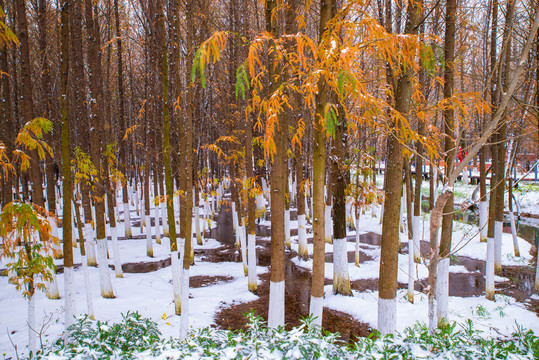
[36, 312, 539, 359]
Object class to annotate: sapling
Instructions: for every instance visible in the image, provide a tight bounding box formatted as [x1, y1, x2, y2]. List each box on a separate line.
[0, 202, 58, 354]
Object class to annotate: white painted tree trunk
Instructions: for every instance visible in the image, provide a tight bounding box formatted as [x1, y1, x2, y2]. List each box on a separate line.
[49, 216, 63, 259]
[268, 280, 285, 328]
[305, 196, 310, 223]
[412, 215, 421, 263]
[333, 237, 351, 295]
[289, 177, 296, 204]
[309, 295, 323, 327]
[46, 272, 60, 300]
[324, 205, 332, 244]
[239, 226, 248, 276]
[232, 202, 238, 233]
[462, 166, 469, 184]
[81, 255, 95, 319]
[436, 258, 449, 326]
[486, 236, 495, 300]
[91, 206, 97, 231]
[96, 237, 114, 298]
[146, 213, 153, 257]
[479, 201, 488, 242]
[204, 201, 210, 232]
[124, 201, 132, 238]
[111, 226, 123, 277]
[136, 185, 142, 219]
[64, 266, 76, 329]
[428, 292, 437, 333]
[179, 267, 190, 340]
[494, 221, 503, 273]
[28, 295, 36, 353]
[377, 297, 396, 335]
[399, 192, 406, 233]
[433, 167, 439, 204]
[509, 212, 520, 257]
[234, 217, 241, 252]
[355, 217, 360, 267]
[407, 239, 415, 303]
[171, 250, 181, 314]
[285, 209, 291, 249]
[161, 201, 169, 237]
[84, 224, 97, 267]
[256, 193, 266, 218]
[155, 199, 161, 244]
[247, 233, 257, 293]
[262, 177, 269, 200]
[195, 205, 202, 245]
[298, 214, 308, 260]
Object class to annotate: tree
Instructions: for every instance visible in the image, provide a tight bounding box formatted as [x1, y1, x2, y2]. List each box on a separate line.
[84, 0, 114, 298]
[59, 0, 75, 330]
[0, 202, 58, 353]
[377, 0, 422, 335]
[265, 0, 287, 329]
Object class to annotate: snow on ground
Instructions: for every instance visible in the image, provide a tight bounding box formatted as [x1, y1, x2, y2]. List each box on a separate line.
[1, 190, 538, 358]
[324, 288, 539, 337]
[0, 239, 267, 358]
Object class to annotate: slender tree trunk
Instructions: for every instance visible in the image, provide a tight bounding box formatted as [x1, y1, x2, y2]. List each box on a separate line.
[378, 0, 422, 335]
[16, 0, 45, 209]
[74, 196, 95, 318]
[479, 147, 488, 242]
[436, 0, 456, 328]
[158, 0, 180, 315]
[310, 0, 333, 327]
[115, 0, 132, 239]
[494, 0, 515, 274]
[265, 0, 287, 328]
[37, 0, 57, 216]
[245, 108, 257, 293]
[295, 145, 307, 261]
[331, 110, 351, 296]
[0, 0, 13, 207]
[179, 0, 196, 338]
[85, 0, 114, 298]
[60, 0, 75, 329]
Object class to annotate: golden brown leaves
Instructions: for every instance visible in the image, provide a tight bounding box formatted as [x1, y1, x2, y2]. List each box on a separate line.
[0, 202, 59, 299]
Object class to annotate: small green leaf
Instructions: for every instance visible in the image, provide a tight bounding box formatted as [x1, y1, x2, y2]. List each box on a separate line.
[192, 48, 200, 83]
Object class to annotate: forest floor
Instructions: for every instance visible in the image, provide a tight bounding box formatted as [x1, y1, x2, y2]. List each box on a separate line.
[1, 181, 539, 358]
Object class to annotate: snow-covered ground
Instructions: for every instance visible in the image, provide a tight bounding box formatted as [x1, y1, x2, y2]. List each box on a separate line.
[290, 206, 538, 337]
[1, 189, 538, 358]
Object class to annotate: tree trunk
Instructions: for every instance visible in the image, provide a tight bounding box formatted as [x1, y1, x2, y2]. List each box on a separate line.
[60, 0, 75, 329]
[115, 0, 132, 239]
[245, 107, 257, 293]
[0, 0, 13, 208]
[159, 0, 180, 315]
[266, 0, 287, 328]
[16, 0, 45, 209]
[310, 0, 333, 327]
[378, 0, 421, 335]
[84, 0, 114, 298]
[37, 0, 57, 216]
[295, 145, 307, 261]
[331, 110, 351, 296]
[437, 0, 456, 328]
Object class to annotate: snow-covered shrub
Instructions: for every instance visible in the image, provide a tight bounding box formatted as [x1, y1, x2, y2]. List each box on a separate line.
[37, 311, 539, 359]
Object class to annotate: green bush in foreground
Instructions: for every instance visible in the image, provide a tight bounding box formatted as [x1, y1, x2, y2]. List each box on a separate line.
[34, 311, 538, 359]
